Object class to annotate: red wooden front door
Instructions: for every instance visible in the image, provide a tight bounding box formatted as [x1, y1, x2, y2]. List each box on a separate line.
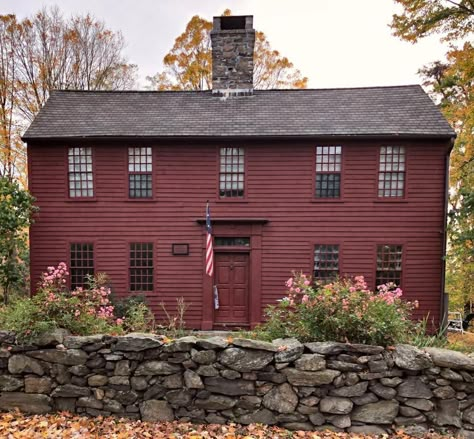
[214, 253, 249, 326]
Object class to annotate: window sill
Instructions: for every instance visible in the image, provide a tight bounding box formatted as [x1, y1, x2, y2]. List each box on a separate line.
[373, 199, 409, 204]
[65, 198, 97, 203]
[311, 199, 345, 203]
[215, 199, 249, 204]
[125, 199, 156, 203]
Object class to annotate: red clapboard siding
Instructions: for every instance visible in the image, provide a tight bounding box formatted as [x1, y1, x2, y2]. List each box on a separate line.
[28, 139, 449, 328]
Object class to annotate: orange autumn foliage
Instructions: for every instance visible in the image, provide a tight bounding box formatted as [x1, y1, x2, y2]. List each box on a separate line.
[0, 410, 458, 438]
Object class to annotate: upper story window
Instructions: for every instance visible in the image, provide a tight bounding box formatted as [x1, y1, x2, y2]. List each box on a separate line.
[129, 242, 153, 292]
[70, 243, 94, 290]
[376, 244, 403, 287]
[219, 147, 244, 198]
[378, 146, 405, 197]
[129, 147, 152, 198]
[68, 147, 93, 197]
[314, 244, 339, 283]
[315, 146, 342, 198]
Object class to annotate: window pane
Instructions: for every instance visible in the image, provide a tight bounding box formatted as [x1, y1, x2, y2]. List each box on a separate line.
[68, 147, 94, 197]
[219, 147, 245, 198]
[378, 146, 405, 197]
[128, 147, 152, 198]
[376, 245, 402, 287]
[130, 243, 153, 291]
[214, 237, 250, 246]
[314, 244, 339, 283]
[316, 174, 340, 198]
[70, 243, 94, 289]
[315, 146, 342, 198]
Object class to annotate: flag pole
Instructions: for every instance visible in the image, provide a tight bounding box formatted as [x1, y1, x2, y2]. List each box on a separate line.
[205, 200, 214, 278]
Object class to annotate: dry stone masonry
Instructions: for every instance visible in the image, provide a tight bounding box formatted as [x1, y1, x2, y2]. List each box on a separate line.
[211, 15, 255, 95]
[0, 331, 474, 436]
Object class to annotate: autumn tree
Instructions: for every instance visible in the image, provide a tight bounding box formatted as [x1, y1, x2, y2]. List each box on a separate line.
[0, 15, 22, 182]
[0, 7, 137, 184]
[147, 11, 307, 90]
[391, 0, 474, 42]
[391, 1, 474, 313]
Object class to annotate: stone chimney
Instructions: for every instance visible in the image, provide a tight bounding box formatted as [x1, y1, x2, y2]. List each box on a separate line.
[211, 15, 255, 97]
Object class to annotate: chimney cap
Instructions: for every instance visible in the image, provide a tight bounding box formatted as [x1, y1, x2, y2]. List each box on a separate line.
[212, 15, 253, 32]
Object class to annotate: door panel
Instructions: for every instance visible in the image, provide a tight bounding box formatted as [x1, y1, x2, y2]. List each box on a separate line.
[214, 253, 249, 325]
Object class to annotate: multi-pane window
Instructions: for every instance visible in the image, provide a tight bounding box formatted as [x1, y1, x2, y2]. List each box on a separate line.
[219, 147, 244, 198]
[314, 244, 339, 283]
[315, 146, 342, 198]
[130, 243, 153, 291]
[129, 147, 152, 198]
[378, 146, 405, 197]
[376, 245, 403, 286]
[70, 243, 94, 290]
[214, 237, 250, 247]
[68, 147, 93, 197]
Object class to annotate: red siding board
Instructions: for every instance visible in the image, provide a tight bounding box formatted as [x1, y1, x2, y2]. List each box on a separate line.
[28, 140, 449, 328]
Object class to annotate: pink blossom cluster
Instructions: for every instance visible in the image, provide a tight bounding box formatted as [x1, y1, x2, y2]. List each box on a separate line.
[40, 262, 69, 289]
[71, 284, 116, 322]
[281, 273, 408, 314]
[376, 282, 403, 305]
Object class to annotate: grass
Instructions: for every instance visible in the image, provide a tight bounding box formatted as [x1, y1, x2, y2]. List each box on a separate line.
[446, 330, 474, 353]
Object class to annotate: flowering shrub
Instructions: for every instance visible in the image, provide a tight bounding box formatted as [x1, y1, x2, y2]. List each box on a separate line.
[34, 265, 123, 336]
[0, 263, 124, 341]
[256, 273, 417, 346]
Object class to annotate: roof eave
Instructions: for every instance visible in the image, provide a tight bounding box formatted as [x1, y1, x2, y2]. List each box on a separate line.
[22, 133, 456, 142]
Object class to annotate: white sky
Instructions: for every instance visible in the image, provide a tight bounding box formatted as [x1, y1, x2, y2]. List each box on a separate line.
[2, 0, 449, 89]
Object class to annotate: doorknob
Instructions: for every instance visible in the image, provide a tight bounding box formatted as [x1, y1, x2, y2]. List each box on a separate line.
[230, 263, 234, 270]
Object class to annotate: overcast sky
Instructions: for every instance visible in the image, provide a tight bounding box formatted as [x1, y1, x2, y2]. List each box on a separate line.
[3, 0, 449, 89]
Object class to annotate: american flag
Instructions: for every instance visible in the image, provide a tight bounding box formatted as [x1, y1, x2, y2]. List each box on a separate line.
[205, 202, 214, 277]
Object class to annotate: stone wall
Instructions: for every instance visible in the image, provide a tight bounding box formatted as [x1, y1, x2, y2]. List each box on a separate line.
[0, 331, 473, 436]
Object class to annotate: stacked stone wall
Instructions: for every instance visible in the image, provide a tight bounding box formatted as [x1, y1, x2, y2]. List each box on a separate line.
[0, 331, 473, 436]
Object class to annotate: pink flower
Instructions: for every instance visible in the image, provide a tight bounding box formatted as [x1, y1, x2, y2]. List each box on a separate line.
[116, 318, 124, 325]
[286, 278, 294, 288]
[295, 288, 301, 293]
[304, 280, 310, 286]
[302, 294, 309, 304]
[74, 310, 81, 317]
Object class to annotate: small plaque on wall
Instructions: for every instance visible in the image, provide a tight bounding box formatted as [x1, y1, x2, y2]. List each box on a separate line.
[172, 244, 189, 256]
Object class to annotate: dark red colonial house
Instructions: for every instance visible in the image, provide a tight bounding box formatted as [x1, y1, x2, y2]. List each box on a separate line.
[23, 15, 455, 329]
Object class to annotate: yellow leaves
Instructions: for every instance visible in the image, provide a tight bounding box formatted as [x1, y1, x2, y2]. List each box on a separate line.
[226, 335, 234, 344]
[148, 12, 307, 91]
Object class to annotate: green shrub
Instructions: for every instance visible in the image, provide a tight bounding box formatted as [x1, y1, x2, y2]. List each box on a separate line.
[0, 297, 54, 343]
[112, 295, 155, 333]
[255, 273, 417, 346]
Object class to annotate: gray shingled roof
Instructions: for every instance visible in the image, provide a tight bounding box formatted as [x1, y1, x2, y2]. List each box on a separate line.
[23, 85, 455, 140]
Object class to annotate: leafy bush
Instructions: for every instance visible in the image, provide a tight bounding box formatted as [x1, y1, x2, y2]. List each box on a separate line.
[0, 297, 55, 342]
[112, 295, 156, 333]
[256, 273, 417, 346]
[0, 177, 39, 303]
